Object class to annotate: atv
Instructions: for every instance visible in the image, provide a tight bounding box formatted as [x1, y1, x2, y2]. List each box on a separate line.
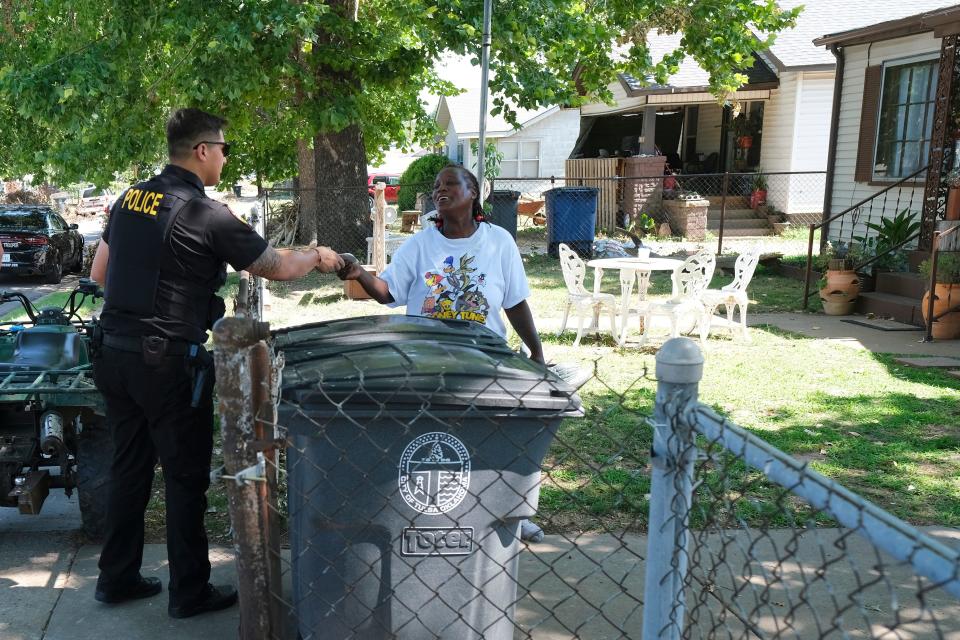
[0, 278, 111, 539]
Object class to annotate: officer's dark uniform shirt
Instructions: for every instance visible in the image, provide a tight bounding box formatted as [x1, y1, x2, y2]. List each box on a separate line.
[100, 164, 267, 344]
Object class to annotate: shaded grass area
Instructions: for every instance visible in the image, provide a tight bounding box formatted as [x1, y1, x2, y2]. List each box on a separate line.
[529, 326, 959, 533]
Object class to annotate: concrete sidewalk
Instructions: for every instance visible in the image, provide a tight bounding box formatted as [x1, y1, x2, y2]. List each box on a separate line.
[3, 525, 960, 639]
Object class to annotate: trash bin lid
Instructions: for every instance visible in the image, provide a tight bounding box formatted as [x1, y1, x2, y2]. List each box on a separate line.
[544, 187, 599, 195]
[273, 315, 581, 415]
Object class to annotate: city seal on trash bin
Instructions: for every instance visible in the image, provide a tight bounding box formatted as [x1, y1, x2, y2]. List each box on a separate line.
[398, 432, 471, 515]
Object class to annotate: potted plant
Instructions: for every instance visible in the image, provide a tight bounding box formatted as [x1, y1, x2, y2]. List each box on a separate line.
[920, 253, 960, 339]
[750, 171, 768, 209]
[944, 169, 960, 221]
[818, 241, 860, 315]
[732, 110, 761, 149]
[853, 208, 921, 273]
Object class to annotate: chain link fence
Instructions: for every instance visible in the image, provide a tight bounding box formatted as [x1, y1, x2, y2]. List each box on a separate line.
[261, 171, 826, 262]
[210, 318, 959, 640]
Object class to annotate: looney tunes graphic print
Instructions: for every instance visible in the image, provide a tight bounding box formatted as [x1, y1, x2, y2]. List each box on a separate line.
[420, 254, 490, 324]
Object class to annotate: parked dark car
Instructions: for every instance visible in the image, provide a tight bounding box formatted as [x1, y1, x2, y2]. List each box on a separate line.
[368, 174, 401, 209]
[0, 205, 84, 284]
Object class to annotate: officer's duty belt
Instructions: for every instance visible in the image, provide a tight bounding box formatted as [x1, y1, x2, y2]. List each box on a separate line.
[102, 333, 191, 356]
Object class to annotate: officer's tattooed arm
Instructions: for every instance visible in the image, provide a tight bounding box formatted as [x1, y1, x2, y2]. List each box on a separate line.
[245, 245, 344, 281]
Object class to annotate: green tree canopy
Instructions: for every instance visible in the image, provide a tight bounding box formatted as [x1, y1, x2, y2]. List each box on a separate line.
[0, 0, 798, 249]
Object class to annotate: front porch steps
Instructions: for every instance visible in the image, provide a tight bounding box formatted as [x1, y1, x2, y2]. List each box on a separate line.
[856, 272, 927, 326]
[707, 207, 772, 236]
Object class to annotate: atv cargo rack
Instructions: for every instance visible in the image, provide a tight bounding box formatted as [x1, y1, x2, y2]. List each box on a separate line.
[0, 367, 101, 407]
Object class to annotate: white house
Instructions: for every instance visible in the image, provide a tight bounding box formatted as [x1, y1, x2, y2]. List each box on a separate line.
[433, 88, 581, 179]
[815, 3, 959, 244]
[574, 0, 958, 220]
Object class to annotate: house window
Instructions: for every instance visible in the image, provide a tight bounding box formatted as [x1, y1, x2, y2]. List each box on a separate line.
[873, 57, 937, 180]
[498, 140, 540, 178]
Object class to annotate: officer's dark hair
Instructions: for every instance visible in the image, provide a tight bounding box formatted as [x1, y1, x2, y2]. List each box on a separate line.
[166, 108, 228, 160]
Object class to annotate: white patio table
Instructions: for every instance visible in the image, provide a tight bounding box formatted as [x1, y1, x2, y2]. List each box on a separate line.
[586, 257, 684, 345]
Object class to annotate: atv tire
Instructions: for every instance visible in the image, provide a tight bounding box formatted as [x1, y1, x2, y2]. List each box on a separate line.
[76, 419, 113, 541]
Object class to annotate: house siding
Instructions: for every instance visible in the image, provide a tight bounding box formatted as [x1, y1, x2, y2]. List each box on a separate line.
[828, 31, 940, 239]
[496, 108, 580, 178]
[762, 71, 834, 214]
[759, 73, 799, 175]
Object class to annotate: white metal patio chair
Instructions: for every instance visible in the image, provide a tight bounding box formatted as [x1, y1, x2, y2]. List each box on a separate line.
[639, 251, 716, 345]
[700, 246, 761, 341]
[558, 243, 618, 346]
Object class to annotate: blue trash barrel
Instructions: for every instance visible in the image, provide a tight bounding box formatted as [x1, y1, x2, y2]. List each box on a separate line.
[545, 187, 598, 258]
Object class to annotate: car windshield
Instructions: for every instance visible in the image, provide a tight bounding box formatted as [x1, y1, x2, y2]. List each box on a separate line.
[0, 210, 47, 230]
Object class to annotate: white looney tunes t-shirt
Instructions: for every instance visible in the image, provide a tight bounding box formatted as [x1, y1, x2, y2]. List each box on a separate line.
[380, 223, 530, 338]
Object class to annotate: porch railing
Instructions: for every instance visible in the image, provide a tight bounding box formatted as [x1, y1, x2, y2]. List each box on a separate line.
[802, 164, 928, 309]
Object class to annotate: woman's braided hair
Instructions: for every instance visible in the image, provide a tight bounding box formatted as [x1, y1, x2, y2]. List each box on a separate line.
[432, 164, 486, 230]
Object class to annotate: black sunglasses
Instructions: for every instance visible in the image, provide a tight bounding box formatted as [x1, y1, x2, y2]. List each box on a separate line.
[193, 140, 232, 157]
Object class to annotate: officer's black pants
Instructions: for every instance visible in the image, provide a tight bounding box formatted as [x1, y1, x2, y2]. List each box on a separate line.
[93, 345, 212, 607]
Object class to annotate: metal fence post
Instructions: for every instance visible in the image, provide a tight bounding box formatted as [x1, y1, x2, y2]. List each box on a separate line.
[643, 338, 704, 640]
[717, 172, 729, 255]
[212, 317, 275, 640]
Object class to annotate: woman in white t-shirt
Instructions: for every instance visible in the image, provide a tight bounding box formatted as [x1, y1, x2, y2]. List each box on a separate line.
[339, 165, 548, 542]
[339, 165, 545, 365]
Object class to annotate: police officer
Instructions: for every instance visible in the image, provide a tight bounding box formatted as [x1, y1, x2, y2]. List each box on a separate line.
[88, 108, 344, 618]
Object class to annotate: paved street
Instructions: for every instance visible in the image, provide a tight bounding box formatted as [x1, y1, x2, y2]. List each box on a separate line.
[0, 216, 103, 317]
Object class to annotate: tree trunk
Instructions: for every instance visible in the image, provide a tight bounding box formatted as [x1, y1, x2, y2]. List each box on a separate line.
[314, 125, 370, 258]
[295, 138, 318, 244]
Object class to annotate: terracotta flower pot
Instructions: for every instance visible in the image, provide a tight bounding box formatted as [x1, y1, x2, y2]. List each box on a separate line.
[922, 282, 960, 339]
[820, 269, 859, 300]
[820, 292, 856, 315]
[750, 189, 767, 209]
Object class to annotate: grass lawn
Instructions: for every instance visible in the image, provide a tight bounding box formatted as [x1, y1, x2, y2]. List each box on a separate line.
[534, 326, 959, 532]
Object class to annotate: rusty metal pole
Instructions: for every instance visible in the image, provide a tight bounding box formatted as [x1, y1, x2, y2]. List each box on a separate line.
[249, 340, 283, 632]
[212, 316, 273, 640]
[803, 224, 816, 310]
[717, 172, 729, 255]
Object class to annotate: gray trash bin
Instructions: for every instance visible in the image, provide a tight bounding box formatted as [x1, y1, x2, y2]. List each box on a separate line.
[486, 189, 520, 239]
[274, 315, 582, 640]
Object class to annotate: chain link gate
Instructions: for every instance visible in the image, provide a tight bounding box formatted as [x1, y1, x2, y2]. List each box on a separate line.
[213, 319, 959, 640]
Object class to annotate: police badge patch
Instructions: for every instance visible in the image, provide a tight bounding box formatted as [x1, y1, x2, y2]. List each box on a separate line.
[398, 432, 471, 515]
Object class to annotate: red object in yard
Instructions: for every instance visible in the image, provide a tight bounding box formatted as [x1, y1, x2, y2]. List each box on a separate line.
[663, 175, 677, 190]
[750, 189, 767, 209]
[367, 174, 400, 205]
[738, 136, 753, 149]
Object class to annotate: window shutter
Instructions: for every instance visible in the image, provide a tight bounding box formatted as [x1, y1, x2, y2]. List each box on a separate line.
[855, 65, 883, 183]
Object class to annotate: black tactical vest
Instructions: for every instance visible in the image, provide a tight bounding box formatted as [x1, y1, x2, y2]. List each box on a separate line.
[101, 168, 226, 341]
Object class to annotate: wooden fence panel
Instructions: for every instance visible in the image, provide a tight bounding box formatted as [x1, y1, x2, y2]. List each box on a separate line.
[564, 158, 621, 232]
